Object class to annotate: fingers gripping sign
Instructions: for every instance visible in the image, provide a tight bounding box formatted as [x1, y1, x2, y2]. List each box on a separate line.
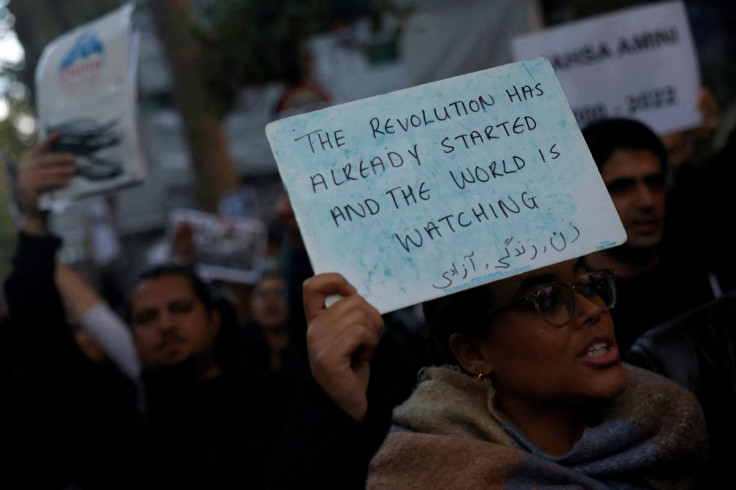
[12, 133, 75, 235]
[303, 273, 384, 422]
[18, 133, 76, 213]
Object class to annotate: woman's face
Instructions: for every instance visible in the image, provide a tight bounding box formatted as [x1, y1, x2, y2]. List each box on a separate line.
[478, 260, 627, 407]
[250, 276, 289, 329]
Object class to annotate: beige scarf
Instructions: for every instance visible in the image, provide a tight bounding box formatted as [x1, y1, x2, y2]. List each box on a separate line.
[367, 364, 708, 489]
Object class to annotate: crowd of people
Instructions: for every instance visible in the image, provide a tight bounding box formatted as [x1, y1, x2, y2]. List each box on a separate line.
[1, 81, 736, 489]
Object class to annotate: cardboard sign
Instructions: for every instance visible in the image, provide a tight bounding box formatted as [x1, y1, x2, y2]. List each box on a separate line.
[512, 1, 701, 134]
[35, 3, 146, 208]
[165, 209, 268, 285]
[266, 57, 625, 313]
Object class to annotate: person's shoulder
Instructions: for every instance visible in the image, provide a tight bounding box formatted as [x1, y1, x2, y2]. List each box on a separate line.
[619, 364, 705, 423]
[627, 292, 736, 368]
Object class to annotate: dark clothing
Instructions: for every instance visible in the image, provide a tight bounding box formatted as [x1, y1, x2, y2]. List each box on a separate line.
[665, 125, 736, 295]
[3, 232, 295, 490]
[626, 292, 736, 489]
[139, 361, 296, 490]
[3, 232, 141, 490]
[602, 248, 719, 355]
[260, 373, 393, 490]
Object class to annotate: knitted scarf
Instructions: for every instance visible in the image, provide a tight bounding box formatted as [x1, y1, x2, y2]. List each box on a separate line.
[367, 364, 708, 489]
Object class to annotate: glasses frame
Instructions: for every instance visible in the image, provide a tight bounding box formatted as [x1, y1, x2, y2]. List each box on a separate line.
[485, 269, 616, 327]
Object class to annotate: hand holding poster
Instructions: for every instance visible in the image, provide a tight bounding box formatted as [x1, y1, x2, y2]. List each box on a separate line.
[512, 1, 701, 134]
[34, 2, 145, 208]
[266, 57, 626, 314]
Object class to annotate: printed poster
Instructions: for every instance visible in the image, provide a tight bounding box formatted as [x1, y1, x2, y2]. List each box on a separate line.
[35, 2, 145, 208]
[512, 1, 701, 134]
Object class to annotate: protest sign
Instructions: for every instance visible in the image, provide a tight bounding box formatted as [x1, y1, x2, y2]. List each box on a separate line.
[165, 208, 268, 285]
[512, 1, 701, 135]
[35, 2, 145, 209]
[266, 57, 626, 314]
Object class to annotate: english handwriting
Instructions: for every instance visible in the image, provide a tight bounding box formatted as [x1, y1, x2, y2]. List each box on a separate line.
[295, 129, 346, 153]
[330, 198, 380, 227]
[385, 182, 430, 210]
[369, 94, 496, 138]
[394, 190, 539, 253]
[310, 144, 420, 193]
[506, 83, 544, 103]
[440, 116, 538, 153]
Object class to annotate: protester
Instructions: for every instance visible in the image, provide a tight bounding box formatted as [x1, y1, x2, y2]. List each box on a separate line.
[581, 117, 721, 354]
[663, 120, 736, 294]
[626, 292, 736, 489]
[3, 133, 298, 489]
[240, 271, 303, 374]
[3, 134, 142, 490]
[56, 259, 142, 380]
[273, 182, 439, 406]
[127, 263, 296, 489]
[264, 259, 708, 488]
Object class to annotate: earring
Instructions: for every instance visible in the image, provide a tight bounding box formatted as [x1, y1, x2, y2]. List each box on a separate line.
[475, 370, 490, 383]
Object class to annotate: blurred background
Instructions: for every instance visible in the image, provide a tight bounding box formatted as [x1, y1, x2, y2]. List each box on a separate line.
[1, 0, 734, 283]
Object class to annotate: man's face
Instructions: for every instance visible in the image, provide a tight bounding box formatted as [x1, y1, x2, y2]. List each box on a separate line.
[129, 274, 220, 369]
[599, 149, 666, 249]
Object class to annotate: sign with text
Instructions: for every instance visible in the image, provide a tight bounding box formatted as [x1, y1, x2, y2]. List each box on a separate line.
[35, 3, 146, 208]
[266, 57, 625, 313]
[166, 208, 268, 285]
[512, 1, 701, 134]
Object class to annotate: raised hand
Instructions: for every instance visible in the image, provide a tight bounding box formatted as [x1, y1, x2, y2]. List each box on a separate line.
[303, 273, 384, 422]
[17, 133, 75, 234]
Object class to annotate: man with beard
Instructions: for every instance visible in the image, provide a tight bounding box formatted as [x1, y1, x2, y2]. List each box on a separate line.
[3, 133, 294, 489]
[581, 118, 721, 355]
[127, 264, 295, 489]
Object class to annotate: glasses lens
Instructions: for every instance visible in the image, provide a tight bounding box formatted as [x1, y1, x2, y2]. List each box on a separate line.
[578, 270, 616, 310]
[535, 283, 574, 326]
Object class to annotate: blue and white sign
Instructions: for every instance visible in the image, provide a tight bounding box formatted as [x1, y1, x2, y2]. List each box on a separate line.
[266, 57, 625, 313]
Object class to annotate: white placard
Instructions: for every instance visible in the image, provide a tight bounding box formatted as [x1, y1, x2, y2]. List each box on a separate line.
[35, 3, 146, 208]
[266, 57, 626, 314]
[512, 1, 701, 134]
[165, 209, 268, 285]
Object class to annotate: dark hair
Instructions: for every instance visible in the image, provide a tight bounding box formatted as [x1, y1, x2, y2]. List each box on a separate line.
[422, 283, 498, 358]
[581, 118, 667, 170]
[128, 263, 249, 372]
[129, 263, 215, 314]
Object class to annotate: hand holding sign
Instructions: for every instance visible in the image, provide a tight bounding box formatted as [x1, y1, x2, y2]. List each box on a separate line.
[303, 273, 384, 422]
[267, 57, 625, 313]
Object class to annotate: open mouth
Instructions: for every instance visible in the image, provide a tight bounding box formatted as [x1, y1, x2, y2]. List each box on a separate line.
[578, 337, 620, 367]
[586, 342, 609, 357]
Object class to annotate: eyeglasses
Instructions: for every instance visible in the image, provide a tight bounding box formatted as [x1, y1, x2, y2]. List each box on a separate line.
[486, 269, 616, 327]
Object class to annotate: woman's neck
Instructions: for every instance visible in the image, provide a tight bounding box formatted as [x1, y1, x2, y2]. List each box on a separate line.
[496, 394, 596, 456]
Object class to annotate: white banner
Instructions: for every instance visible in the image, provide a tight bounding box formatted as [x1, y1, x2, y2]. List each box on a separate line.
[512, 1, 701, 134]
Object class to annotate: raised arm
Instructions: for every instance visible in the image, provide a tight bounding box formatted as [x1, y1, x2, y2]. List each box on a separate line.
[260, 273, 391, 489]
[303, 272, 384, 422]
[16, 133, 75, 235]
[55, 261, 142, 380]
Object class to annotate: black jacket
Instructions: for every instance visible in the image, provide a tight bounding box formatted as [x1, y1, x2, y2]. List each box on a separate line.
[626, 293, 736, 488]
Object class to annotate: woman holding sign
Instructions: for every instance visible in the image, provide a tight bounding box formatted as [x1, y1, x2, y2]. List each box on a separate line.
[265, 258, 708, 489]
